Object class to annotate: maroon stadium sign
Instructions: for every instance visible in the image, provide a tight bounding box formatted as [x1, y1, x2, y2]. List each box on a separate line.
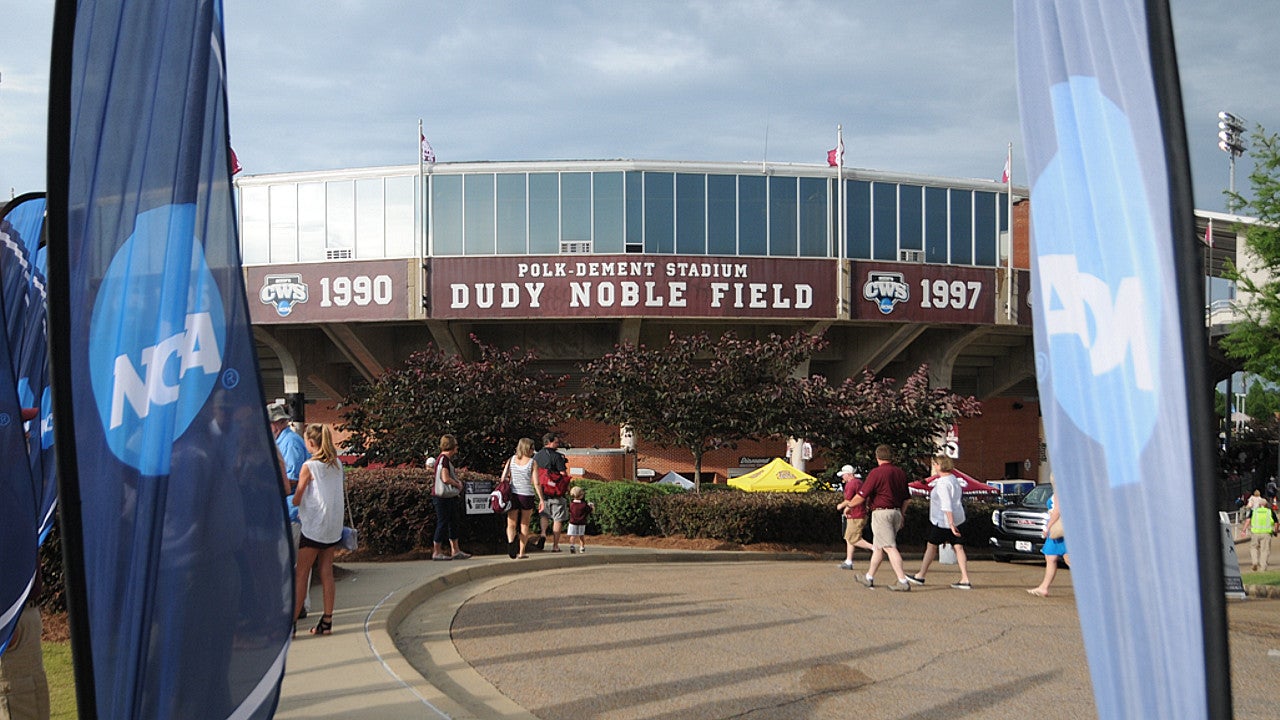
[852, 262, 996, 324]
[246, 259, 413, 323]
[430, 255, 837, 319]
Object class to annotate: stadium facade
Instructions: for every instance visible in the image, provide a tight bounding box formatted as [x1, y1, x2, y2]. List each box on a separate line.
[237, 158, 1046, 482]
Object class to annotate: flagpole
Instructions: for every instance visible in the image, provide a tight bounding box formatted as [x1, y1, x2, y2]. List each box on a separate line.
[1147, 0, 1232, 715]
[836, 125, 846, 317]
[46, 0, 99, 716]
[1006, 141, 1014, 321]
[418, 119, 425, 259]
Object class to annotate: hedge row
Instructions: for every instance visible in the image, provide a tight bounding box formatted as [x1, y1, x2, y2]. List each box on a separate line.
[33, 471, 1002, 613]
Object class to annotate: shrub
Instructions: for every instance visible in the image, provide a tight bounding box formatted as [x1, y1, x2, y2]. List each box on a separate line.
[578, 480, 683, 536]
[651, 490, 844, 544]
[345, 467, 435, 555]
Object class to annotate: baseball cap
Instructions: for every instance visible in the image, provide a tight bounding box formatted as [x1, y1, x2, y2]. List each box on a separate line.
[840, 464, 855, 475]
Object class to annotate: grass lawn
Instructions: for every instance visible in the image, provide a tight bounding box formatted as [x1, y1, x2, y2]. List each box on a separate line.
[1241, 570, 1280, 586]
[42, 642, 77, 720]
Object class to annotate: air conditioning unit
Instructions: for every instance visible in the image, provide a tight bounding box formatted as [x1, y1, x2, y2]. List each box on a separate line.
[560, 241, 592, 254]
[898, 249, 924, 263]
[326, 248, 354, 260]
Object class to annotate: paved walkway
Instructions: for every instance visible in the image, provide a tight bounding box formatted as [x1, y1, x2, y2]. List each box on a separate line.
[277, 547, 1280, 719]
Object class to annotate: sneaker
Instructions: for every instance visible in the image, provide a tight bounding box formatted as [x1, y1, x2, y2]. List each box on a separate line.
[432, 554, 452, 561]
[905, 574, 925, 586]
[889, 579, 911, 592]
[579, 547, 586, 553]
[856, 574, 874, 589]
[451, 551, 472, 560]
[837, 561, 855, 570]
[950, 582, 972, 590]
[569, 545, 577, 554]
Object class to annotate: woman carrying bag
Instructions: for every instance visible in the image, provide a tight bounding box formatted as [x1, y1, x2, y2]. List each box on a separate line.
[292, 424, 344, 636]
[432, 434, 471, 561]
[501, 438, 543, 559]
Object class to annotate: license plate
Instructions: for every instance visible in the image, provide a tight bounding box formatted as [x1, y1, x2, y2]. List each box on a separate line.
[1015, 540, 1032, 552]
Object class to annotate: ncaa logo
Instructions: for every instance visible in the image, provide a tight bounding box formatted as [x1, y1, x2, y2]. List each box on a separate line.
[89, 204, 226, 475]
[260, 273, 309, 316]
[863, 271, 909, 314]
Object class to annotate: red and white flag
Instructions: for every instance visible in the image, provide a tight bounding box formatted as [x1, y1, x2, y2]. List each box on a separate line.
[420, 132, 436, 163]
[1204, 219, 1213, 248]
[827, 138, 843, 167]
[230, 146, 242, 175]
[1000, 154, 1011, 184]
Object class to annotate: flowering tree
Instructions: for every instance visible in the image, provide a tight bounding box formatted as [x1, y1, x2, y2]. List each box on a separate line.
[340, 337, 564, 473]
[576, 331, 827, 489]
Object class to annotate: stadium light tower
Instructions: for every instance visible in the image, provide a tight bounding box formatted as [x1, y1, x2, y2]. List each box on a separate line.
[1218, 111, 1246, 211]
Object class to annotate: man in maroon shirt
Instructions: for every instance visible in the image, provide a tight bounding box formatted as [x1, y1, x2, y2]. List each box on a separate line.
[847, 445, 913, 591]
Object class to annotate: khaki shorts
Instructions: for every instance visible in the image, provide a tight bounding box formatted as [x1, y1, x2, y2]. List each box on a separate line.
[0, 606, 50, 720]
[870, 508, 903, 548]
[842, 517, 867, 545]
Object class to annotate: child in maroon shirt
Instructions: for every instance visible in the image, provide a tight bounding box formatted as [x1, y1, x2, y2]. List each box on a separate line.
[567, 486, 594, 554]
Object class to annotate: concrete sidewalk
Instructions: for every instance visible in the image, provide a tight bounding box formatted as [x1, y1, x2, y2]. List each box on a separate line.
[275, 547, 757, 719]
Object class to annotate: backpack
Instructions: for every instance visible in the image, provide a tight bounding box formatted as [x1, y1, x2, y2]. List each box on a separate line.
[489, 457, 513, 513]
[537, 464, 570, 497]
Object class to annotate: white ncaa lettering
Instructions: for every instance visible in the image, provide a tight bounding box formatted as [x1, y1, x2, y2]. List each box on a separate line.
[1039, 254, 1154, 390]
[109, 312, 222, 429]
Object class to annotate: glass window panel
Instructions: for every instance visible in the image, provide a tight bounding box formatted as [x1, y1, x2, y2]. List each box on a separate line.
[625, 171, 643, 250]
[385, 176, 415, 258]
[847, 180, 871, 259]
[432, 175, 463, 256]
[644, 172, 674, 254]
[297, 182, 325, 262]
[464, 174, 495, 255]
[898, 184, 923, 251]
[707, 174, 736, 255]
[949, 188, 972, 265]
[327, 181, 354, 255]
[872, 182, 897, 261]
[240, 185, 269, 264]
[769, 176, 798, 256]
[355, 179, 384, 259]
[528, 173, 559, 254]
[561, 172, 591, 243]
[925, 186, 948, 263]
[593, 172, 624, 253]
[676, 173, 706, 254]
[998, 191, 1009, 234]
[799, 177, 827, 257]
[269, 184, 297, 263]
[497, 173, 528, 254]
[738, 175, 767, 256]
[973, 191, 997, 266]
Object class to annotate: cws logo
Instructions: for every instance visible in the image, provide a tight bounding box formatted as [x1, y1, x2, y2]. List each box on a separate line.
[260, 273, 309, 316]
[863, 271, 909, 314]
[88, 205, 227, 475]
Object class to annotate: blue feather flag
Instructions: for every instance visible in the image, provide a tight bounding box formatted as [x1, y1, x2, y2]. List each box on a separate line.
[47, 0, 294, 716]
[1016, 1, 1228, 717]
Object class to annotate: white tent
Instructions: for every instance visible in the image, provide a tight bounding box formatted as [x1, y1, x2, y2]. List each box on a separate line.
[656, 471, 695, 490]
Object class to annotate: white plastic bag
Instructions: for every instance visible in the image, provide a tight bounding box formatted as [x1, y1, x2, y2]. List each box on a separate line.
[939, 543, 957, 565]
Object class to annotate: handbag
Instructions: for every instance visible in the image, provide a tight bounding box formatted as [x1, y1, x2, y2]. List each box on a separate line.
[434, 454, 461, 498]
[938, 543, 957, 565]
[340, 465, 359, 552]
[490, 457, 514, 513]
[1047, 517, 1064, 540]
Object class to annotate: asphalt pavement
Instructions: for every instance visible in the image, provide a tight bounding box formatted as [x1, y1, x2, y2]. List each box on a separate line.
[276, 546, 1280, 720]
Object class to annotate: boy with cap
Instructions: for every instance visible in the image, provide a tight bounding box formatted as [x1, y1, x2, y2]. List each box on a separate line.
[835, 465, 874, 570]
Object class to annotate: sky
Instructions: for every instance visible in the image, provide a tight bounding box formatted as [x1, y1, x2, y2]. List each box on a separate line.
[1, 1, 1278, 213]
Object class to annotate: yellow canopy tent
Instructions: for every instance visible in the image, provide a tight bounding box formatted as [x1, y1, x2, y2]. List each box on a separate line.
[726, 458, 815, 492]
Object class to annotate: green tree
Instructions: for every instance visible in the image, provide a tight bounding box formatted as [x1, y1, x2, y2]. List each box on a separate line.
[575, 331, 827, 489]
[1223, 126, 1280, 385]
[795, 366, 983, 479]
[340, 337, 564, 473]
[1244, 380, 1280, 421]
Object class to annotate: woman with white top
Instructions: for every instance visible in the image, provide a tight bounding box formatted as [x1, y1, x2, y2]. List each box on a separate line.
[503, 437, 544, 559]
[291, 423, 345, 635]
[906, 455, 973, 589]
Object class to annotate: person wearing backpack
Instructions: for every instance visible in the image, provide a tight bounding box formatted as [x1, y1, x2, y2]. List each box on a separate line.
[533, 432, 571, 552]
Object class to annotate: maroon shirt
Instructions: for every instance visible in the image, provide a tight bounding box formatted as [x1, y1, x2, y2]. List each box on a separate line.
[569, 498, 593, 524]
[843, 476, 866, 519]
[858, 462, 909, 511]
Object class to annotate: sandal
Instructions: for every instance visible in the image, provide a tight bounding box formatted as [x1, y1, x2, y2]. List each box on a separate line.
[311, 614, 333, 635]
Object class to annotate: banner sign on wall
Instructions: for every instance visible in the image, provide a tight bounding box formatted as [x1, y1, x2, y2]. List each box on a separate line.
[429, 255, 836, 320]
[245, 259, 413, 324]
[851, 262, 996, 324]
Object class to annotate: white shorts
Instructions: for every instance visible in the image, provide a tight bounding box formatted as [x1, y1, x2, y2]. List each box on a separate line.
[567, 523, 586, 537]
